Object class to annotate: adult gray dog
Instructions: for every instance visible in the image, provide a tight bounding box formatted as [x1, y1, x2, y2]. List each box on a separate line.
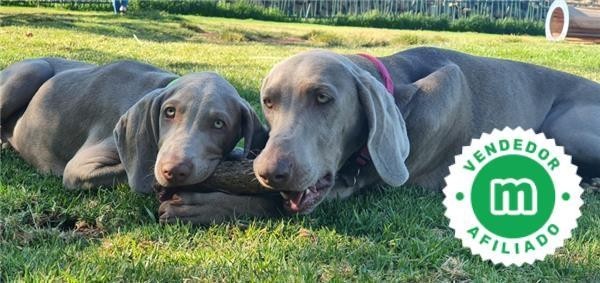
[0, 58, 266, 194]
[160, 47, 600, 222]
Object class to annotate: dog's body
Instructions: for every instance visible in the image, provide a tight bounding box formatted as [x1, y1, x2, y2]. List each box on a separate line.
[252, 47, 600, 214]
[2, 58, 173, 179]
[160, 47, 600, 223]
[1, 58, 266, 194]
[355, 47, 600, 189]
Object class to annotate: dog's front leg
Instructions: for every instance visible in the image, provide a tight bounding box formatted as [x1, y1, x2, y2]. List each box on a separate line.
[159, 191, 283, 225]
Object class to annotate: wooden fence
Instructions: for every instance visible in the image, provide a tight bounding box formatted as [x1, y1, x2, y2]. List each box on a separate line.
[247, 0, 552, 20]
[2, 0, 599, 21]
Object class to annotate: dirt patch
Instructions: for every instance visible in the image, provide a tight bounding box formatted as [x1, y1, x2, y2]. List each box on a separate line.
[180, 22, 206, 34]
[73, 220, 105, 238]
[29, 210, 78, 231]
[202, 28, 312, 46]
[354, 37, 389, 47]
[301, 30, 344, 47]
[216, 28, 278, 43]
[21, 210, 104, 237]
[439, 256, 470, 281]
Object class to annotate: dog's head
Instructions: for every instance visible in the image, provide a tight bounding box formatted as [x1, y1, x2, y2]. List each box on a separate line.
[254, 50, 410, 214]
[114, 72, 266, 193]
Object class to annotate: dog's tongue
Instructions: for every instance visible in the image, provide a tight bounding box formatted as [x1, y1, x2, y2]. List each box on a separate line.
[288, 191, 305, 211]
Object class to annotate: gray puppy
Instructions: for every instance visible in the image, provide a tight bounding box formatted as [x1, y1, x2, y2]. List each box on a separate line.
[1, 58, 266, 193]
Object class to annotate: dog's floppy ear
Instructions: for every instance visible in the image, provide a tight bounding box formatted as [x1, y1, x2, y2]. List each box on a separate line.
[240, 99, 268, 158]
[114, 88, 165, 194]
[353, 69, 410, 187]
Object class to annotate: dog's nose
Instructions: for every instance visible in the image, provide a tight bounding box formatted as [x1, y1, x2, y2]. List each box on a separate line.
[257, 158, 292, 188]
[161, 159, 193, 184]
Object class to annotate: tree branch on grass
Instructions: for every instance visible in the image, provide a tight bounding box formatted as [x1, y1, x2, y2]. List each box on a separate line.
[155, 159, 271, 201]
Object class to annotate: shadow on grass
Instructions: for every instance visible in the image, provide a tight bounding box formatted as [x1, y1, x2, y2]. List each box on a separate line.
[0, 148, 158, 240]
[0, 10, 393, 48]
[0, 12, 194, 43]
[2, 146, 600, 280]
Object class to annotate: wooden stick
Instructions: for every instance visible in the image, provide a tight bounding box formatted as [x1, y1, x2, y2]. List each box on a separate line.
[155, 159, 273, 201]
[199, 159, 267, 194]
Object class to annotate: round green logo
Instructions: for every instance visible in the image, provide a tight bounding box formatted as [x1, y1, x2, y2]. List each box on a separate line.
[443, 128, 583, 266]
[471, 155, 555, 238]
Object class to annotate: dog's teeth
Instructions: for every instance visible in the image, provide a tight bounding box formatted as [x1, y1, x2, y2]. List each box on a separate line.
[280, 192, 290, 200]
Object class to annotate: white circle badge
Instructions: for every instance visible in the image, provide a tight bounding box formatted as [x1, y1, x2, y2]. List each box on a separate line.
[443, 128, 583, 266]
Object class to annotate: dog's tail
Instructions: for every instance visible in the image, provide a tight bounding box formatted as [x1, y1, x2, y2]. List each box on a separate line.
[0, 59, 54, 142]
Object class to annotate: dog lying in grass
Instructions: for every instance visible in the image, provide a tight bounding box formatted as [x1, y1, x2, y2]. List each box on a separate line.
[159, 47, 600, 224]
[0, 58, 266, 194]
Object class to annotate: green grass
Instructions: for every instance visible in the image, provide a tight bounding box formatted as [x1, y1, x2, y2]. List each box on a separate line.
[1, 0, 545, 35]
[1, 7, 600, 281]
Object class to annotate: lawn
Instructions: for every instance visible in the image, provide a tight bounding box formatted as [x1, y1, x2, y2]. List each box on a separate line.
[1, 7, 599, 281]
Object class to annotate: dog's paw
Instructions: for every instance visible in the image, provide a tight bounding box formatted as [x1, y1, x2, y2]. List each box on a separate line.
[158, 192, 228, 225]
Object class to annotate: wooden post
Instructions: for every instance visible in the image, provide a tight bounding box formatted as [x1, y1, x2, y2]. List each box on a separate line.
[546, 0, 600, 43]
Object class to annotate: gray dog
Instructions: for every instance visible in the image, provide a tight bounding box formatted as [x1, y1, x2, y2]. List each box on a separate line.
[160, 47, 600, 222]
[0, 58, 266, 194]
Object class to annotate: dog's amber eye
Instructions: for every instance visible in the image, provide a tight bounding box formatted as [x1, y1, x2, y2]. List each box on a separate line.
[213, 119, 225, 129]
[263, 98, 273, 109]
[316, 93, 331, 104]
[164, 107, 176, 119]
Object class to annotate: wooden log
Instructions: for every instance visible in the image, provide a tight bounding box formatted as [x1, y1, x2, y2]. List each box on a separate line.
[155, 159, 273, 202]
[545, 0, 600, 42]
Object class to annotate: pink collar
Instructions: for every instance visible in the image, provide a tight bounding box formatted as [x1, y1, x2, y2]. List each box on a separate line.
[354, 54, 395, 167]
[357, 53, 395, 94]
